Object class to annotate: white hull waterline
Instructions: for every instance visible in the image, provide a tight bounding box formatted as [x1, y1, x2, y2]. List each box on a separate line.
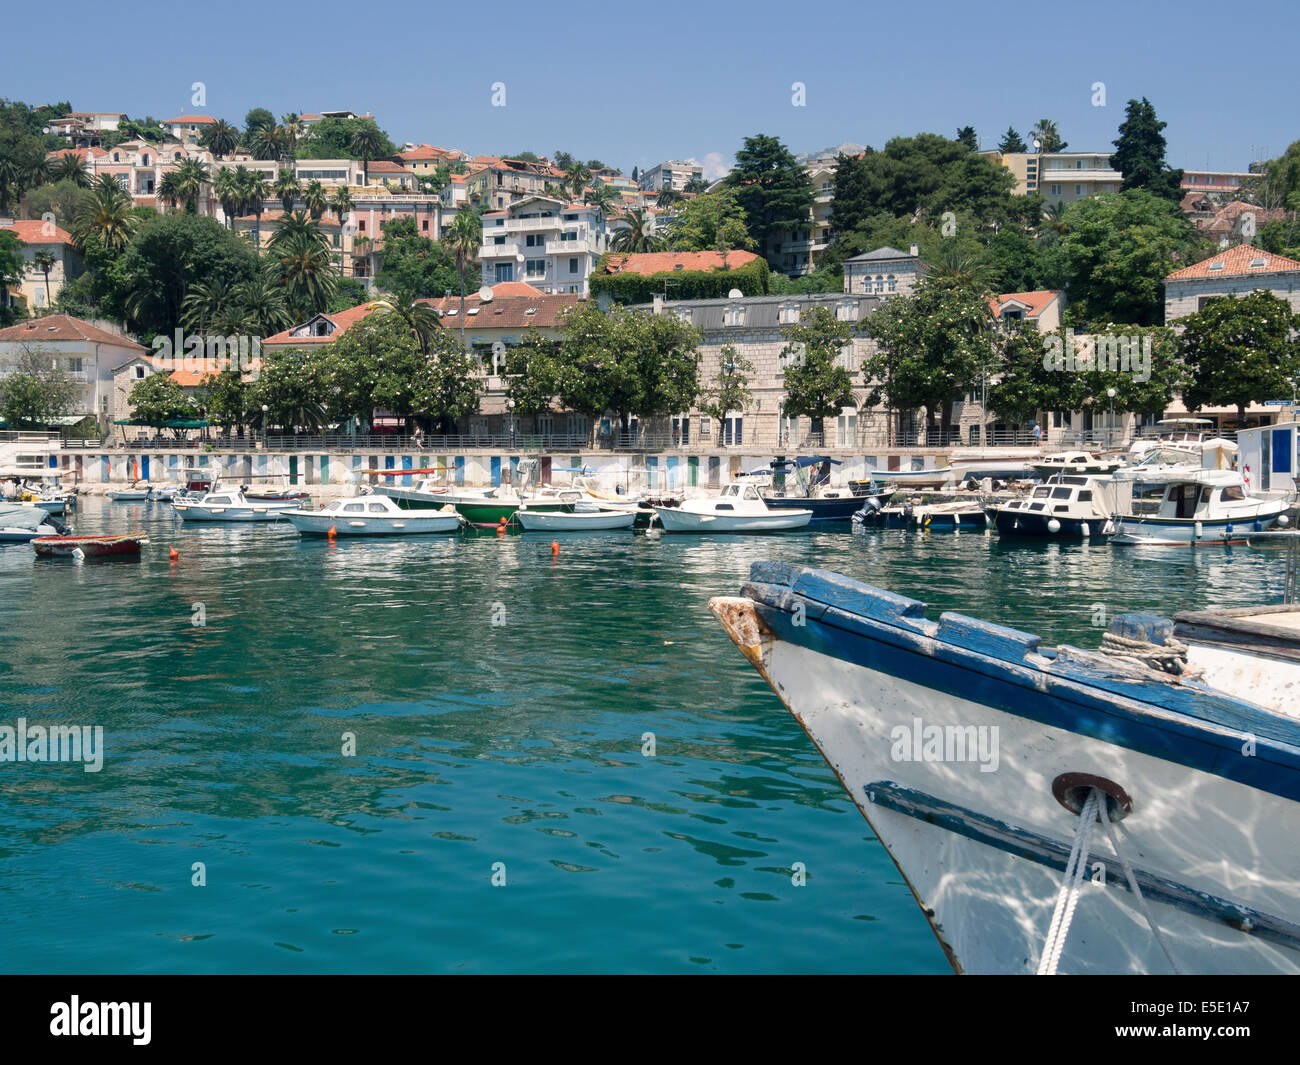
[710, 563, 1300, 975]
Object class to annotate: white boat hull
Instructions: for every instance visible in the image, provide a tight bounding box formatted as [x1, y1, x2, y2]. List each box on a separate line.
[653, 506, 811, 533]
[516, 509, 636, 531]
[710, 577, 1300, 975]
[1113, 506, 1285, 545]
[173, 503, 295, 522]
[285, 510, 462, 535]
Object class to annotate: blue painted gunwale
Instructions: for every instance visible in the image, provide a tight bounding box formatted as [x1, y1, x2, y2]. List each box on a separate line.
[741, 561, 1300, 803]
[865, 781, 1300, 953]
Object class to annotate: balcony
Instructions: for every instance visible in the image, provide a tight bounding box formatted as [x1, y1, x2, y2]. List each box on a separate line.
[544, 238, 596, 255]
[479, 242, 523, 260]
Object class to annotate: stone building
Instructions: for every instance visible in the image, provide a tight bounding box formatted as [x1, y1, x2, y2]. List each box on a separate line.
[1164, 244, 1300, 323]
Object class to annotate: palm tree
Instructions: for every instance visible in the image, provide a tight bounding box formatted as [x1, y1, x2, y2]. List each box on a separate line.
[924, 246, 996, 291]
[200, 119, 240, 160]
[32, 250, 56, 310]
[447, 209, 483, 347]
[238, 169, 271, 252]
[265, 233, 338, 319]
[269, 210, 327, 251]
[1030, 118, 1065, 154]
[248, 124, 286, 162]
[157, 171, 184, 212]
[683, 175, 709, 194]
[1042, 202, 1070, 237]
[330, 186, 354, 275]
[233, 273, 293, 337]
[0, 154, 22, 213]
[73, 178, 139, 253]
[274, 168, 300, 214]
[583, 183, 619, 217]
[214, 167, 240, 228]
[280, 114, 303, 162]
[565, 162, 590, 200]
[181, 278, 229, 331]
[302, 180, 328, 220]
[611, 208, 663, 253]
[52, 153, 91, 188]
[175, 157, 211, 214]
[376, 293, 441, 354]
[348, 121, 386, 186]
[657, 187, 682, 209]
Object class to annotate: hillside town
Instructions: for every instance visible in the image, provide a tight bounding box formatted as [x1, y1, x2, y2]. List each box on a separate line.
[2, 97, 1299, 457]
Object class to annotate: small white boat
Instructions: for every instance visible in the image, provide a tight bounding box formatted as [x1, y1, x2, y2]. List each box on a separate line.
[516, 506, 636, 531]
[172, 488, 300, 522]
[284, 494, 463, 536]
[108, 484, 152, 501]
[1110, 468, 1292, 545]
[652, 483, 812, 533]
[1030, 451, 1126, 479]
[0, 503, 62, 542]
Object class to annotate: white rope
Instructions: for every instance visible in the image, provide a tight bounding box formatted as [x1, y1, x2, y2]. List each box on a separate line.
[1098, 799, 1183, 975]
[1037, 789, 1100, 975]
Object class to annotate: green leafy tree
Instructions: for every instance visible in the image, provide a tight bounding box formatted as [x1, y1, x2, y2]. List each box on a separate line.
[997, 127, 1028, 153]
[374, 216, 461, 298]
[246, 346, 331, 430]
[420, 328, 483, 433]
[1037, 190, 1198, 326]
[725, 134, 814, 269]
[665, 187, 754, 252]
[0, 347, 76, 426]
[779, 306, 855, 424]
[862, 278, 1003, 437]
[956, 126, 978, 150]
[1243, 139, 1300, 212]
[1109, 98, 1183, 204]
[349, 120, 387, 185]
[616, 306, 701, 422]
[0, 230, 25, 325]
[199, 119, 240, 160]
[200, 369, 249, 432]
[128, 371, 191, 426]
[1178, 292, 1300, 424]
[504, 330, 560, 416]
[699, 344, 753, 437]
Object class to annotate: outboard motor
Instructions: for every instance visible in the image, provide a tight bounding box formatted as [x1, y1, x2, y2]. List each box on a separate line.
[852, 496, 884, 525]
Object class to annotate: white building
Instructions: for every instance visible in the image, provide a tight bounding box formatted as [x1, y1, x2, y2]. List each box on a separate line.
[638, 160, 703, 192]
[477, 197, 609, 295]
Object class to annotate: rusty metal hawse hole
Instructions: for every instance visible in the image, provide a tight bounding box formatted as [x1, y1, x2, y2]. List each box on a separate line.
[1051, 773, 1133, 822]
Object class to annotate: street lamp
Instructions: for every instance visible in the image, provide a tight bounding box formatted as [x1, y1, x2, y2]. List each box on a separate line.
[261, 404, 269, 447]
[506, 397, 516, 445]
[1107, 388, 1117, 448]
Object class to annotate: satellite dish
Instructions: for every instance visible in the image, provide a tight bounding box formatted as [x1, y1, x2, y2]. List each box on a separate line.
[477, 285, 494, 301]
[728, 288, 744, 300]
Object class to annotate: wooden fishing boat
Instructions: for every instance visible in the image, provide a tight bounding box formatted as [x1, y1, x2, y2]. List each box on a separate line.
[32, 533, 147, 557]
[515, 506, 636, 531]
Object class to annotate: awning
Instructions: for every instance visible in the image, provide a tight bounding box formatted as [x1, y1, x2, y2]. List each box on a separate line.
[113, 418, 209, 428]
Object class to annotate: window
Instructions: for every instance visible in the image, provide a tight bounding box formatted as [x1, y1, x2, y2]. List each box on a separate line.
[779, 304, 799, 324]
[836, 406, 857, 447]
[723, 417, 743, 446]
[1075, 184, 1083, 196]
[495, 263, 513, 282]
[342, 503, 365, 513]
[1051, 184, 1061, 196]
[493, 236, 505, 245]
[368, 503, 388, 513]
[1208, 261, 1224, 271]
[568, 257, 579, 273]
[134, 365, 146, 379]
[525, 259, 546, 278]
[886, 274, 896, 292]
[1222, 485, 1246, 501]
[422, 220, 429, 231]
[358, 221, 365, 232]
[525, 233, 544, 247]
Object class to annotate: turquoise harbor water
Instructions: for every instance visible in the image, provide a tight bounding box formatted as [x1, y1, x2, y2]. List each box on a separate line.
[0, 498, 1289, 974]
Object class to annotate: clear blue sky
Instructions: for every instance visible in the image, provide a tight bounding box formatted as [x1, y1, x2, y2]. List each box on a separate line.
[7, 0, 1296, 176]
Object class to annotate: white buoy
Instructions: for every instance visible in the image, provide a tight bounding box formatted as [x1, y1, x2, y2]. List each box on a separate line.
[1047, 518, 1061, 534]
[1194, 521, 1203, 539]
[1279, 514, 1291, 527]
[1081, 522, 1091, 538]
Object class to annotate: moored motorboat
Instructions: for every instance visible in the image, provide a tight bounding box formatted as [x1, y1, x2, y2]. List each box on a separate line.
[710, 561, 1300, 974]
[172, 488, 301, 522]
[515, 505, 636, 531]
[652, 483, 811, 533]
[1110, 469, 1291, 545]
[107, 483, 152, 501]
[0, 503, 64, 542]
[32, 533, 147, 558]
[762, 457, 869, 522]
[992, 475, 1117, 539]
[284, 494, 463, 536]
[1029, 451, 1126, 479]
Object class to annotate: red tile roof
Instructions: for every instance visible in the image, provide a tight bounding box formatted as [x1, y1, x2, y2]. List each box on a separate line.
[163, 115, 217, 125]
[989, 290, 1061, 318]
[47, 146, 106, 162]
[366, 160, 409, 174]
[602, 250, 760, 276]
[0, 219, 74, 245]
[398, 144, 459, 161]
[261, 303, 382, 346]
[1165, 244, 1300, 281]
[0, 314, 144, 349]
[420, 290, 581, 329]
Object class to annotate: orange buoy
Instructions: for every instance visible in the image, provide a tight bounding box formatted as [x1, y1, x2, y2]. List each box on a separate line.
[499, 516, 508, 526]
[169, 547, 179, 560]
[551, 540, 559, 555]
[327, 524, 336, 540]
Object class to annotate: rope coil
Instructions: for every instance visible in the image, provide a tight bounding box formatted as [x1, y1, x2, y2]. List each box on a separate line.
[1099, 631, 1203, 679]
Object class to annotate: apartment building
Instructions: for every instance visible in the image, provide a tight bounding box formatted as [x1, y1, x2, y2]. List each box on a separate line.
[46, 112, 126, 148]
[1181, 170, 1253, 195]
[637, 160, 704, 192]
[981, 150, 1121, 207]
[90, 140, 219, 213]
[842, 244, 923, 297]
[477, 197, 608, 295]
